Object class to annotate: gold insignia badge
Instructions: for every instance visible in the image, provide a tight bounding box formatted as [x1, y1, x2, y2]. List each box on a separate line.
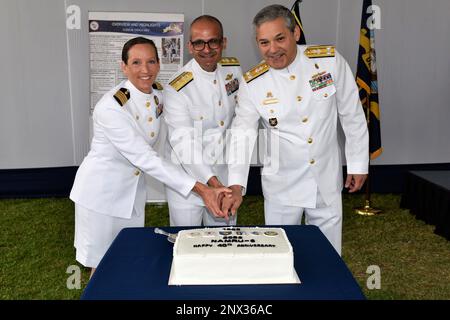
[156, 104, 163, 119]
[304, 45, 335, 59]
[263, 98, 279, 105]
[113, 88, 130, 107]
[312, 71, 327, 79]
[225, 74, 233, 81]
[154, 95, 159, 106]
[269, 118, 278, 127]
[152, 81, 163, 90]
[244, 61, 270, 83]
[266, 92, 273, 98]
[169, 72, 193, 92]
[219, 57, 240, 66]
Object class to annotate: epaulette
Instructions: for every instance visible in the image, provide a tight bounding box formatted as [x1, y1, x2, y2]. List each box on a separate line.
[169, 71, 193, 92]
[219, 57, 240, 67]
[152, 81, 163, 91]
[304, 45, 335, 58]
[113, 88, 130, 107]
[243, 61, 269, 83]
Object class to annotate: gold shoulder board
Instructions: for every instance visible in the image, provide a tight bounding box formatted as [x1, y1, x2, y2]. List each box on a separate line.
[243, 61, 269, 83]
[304, 45, 335, 58]
[152, 81, 163, 91]
[113, 88, 130, 107]
[169, 71, 193, 92]
[219, 57, 240, 66]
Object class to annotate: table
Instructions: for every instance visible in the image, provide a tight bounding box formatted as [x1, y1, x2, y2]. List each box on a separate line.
[81, 225, 365, 300]
[401, 170, 450, 240]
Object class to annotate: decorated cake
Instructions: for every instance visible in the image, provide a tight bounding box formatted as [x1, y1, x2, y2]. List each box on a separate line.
[168, 227, 300, 285]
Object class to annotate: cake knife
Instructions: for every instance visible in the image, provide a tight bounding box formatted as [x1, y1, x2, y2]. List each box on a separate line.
[154, 228, 178, 243]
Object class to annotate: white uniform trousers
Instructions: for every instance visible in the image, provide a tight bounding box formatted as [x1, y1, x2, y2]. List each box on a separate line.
[168, 198, 237, 227]
[74, 204, 145, 268]
[264, 193, 342, 255]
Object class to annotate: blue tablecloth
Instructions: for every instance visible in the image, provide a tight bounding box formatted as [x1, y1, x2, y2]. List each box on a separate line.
[81, 225, 364, 300]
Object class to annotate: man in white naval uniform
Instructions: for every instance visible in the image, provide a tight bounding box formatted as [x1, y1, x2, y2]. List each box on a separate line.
[227, 5, 369, 255]
[70, 37, 230, 275]
[164, 15, 243, 226]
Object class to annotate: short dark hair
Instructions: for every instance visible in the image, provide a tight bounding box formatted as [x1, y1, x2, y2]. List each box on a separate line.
[122, 37, 159, 64]
[253, 4, 297, 32]
[190, 15, 224, 39]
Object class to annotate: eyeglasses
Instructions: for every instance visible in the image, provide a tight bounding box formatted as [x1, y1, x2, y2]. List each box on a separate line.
[190, 38, 223, 51]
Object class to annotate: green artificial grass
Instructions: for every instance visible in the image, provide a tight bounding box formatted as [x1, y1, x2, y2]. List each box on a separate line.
[342, 194, 450, 300]
[0, 194, 449, 299]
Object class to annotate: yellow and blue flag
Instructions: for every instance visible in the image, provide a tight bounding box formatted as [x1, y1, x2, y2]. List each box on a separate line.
[356, 0, 382, 159]
[291, 0, 306, 45]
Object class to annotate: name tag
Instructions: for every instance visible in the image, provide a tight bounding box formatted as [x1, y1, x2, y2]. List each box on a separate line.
[262, 98, 279, 105]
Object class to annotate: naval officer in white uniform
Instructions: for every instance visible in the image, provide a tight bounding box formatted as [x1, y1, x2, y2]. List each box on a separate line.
[70, 37, 231, 276]
[163, 16, 243, 226]
[227, 5, 369, 255]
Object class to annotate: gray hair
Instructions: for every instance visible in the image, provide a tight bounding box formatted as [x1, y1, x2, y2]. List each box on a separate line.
[253, 4, 297, 32]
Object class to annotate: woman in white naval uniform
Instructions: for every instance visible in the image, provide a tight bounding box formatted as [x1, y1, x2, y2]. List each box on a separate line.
[70, 37, 231, 275]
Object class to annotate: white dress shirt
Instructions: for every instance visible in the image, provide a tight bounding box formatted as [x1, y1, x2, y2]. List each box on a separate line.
[164, 58, 243, 204]
[228, 45, 369, 207]
[70, 80, 196, 218]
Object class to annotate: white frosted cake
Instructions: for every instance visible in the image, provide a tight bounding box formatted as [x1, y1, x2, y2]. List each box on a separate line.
[168, 227, 300, 285]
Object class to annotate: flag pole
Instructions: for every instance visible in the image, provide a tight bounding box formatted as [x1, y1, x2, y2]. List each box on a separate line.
[354, 0, 382, 216]
[355, 97, 382, 216]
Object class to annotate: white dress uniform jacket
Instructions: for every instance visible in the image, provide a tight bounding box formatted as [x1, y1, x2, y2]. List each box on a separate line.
[70, 80, 196, 219]
[163, 58, 243, 205]
[228, 45, 369, 207]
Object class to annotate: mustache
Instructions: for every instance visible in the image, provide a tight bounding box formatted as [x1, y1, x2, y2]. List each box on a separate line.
[266, 51, 285, 59]
[198, 52, 217, 58]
